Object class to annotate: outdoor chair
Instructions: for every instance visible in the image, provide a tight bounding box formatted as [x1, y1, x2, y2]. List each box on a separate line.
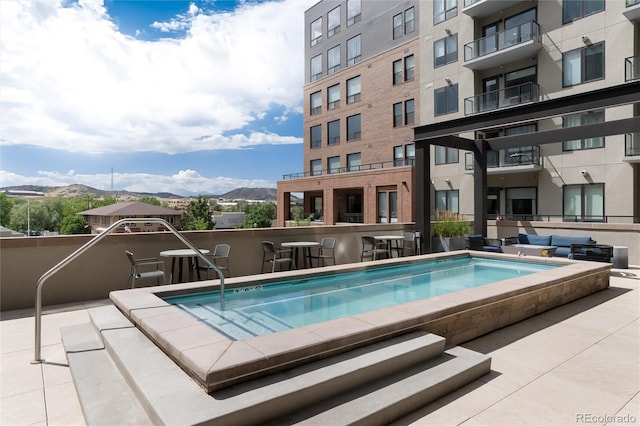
[569, 244, 613, 263]
[261, 241, 296, 273]
[125, 251, 166, 289]
[309, 237, 336, 267]
[394, 231, 417, 257]
[195, 243, 231, 279]
[361, 236, 390, 261]
[464, 235, 511, 253]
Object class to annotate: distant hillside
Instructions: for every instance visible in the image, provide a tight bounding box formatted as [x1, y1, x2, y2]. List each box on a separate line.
[220, 187, 277, 201]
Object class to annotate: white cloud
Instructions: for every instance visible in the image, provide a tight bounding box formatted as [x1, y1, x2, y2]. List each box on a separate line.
[0, 169, 273, 196]
[0, 0, 314, 155]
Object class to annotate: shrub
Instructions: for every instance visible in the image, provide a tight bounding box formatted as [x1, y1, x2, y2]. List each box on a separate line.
[431, 210, 471, 237]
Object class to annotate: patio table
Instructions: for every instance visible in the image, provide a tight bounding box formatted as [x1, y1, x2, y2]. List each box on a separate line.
[281, 241, 321, 269]
[374, 235, 405, 258]
[160, 248, 210, 283]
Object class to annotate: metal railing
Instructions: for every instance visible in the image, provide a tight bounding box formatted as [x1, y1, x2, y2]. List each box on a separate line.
[464, 82, 540, 115]
[283, 158, 414, 180]
[33, 218, 225, 363]
[464, 21, 540, 62]
[465, 146, 541, 170]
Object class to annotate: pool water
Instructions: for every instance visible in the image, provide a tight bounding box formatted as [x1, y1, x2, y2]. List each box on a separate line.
[165, 257, 557, 340]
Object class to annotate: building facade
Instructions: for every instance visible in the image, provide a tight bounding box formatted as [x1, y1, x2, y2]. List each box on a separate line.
[277, 0, 640, 226]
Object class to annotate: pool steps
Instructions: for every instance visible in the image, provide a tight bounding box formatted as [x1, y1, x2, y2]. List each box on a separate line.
[61, 304, 491, 425]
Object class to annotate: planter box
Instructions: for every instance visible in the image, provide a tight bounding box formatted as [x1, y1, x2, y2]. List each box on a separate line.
[432, 236, 466, 252]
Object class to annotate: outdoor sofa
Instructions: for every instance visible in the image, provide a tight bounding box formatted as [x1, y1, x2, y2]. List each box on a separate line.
[515, 233, 596, 258]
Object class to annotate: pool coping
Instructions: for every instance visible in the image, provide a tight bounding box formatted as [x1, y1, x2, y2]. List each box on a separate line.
[109, 251, 611, 392]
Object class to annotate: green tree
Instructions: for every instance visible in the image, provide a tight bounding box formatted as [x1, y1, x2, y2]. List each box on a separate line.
[138, 196, 161, 206]
[60, 215, 89, 234]
[241, 202, 276, 228]
[0, 193, 14, 226]
[181, 196, 215, 230]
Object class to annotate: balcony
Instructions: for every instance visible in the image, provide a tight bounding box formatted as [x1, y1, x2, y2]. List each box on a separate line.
[282, 158, 414, 180]
[465, 146, 542, 174]
[464, 21, 541, 70]
[464, 82, 540, 116]
[625, 56, 640, 82]
[624, 133, 640, 163]
[462, 0, 523, 18]
[623, 0, 640, 21]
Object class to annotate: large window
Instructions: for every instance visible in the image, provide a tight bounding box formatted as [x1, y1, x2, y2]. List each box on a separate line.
[393, 7, 415, 39]
[310, 159, 322, 176]
[393, 103, 403, 127]
[435, 190, 459, 213]
[347, 114, 361, 141]
[506, 187, 537, 219]
[434, 0, 457, 24]
[310, 195, 323, 219]
[563, 42, 604, 87]
[347, 34, 362, 66]
[310, 54, 322, 82]
[347, 76, 361, 103]
[394, 143, 415, 166]
[347, 0, 361, 26]
[310, 91, 321, 115]
[393, 55, 414, 85]
[310, 17, 322, 46]
[378, 190, 398, 223]
[405, 99, 415, 125]
[435, 146, 458, 165]
[347, 152, 361, 171]
[435, 84, 458, 116]
[327, 45, 341, 75]
[310, 125, 321, 149]
[328, 6, 341, 37]
[327, 84, 340, 110]
[563, 110, 605, 150]
[393, 100, 414, 127]
[563, 0, 604, 23]
[434, 34, 458, 67]
[328, 156, 341, 174]
[328, 120, 340, 145]
[563, 183, 604, 222]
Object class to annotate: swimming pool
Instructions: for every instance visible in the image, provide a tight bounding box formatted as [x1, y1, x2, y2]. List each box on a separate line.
[110, 251, 610, 392]
[165, 257, 557, 340]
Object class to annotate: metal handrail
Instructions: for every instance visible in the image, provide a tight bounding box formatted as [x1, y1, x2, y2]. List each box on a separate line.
[32, 217, 225, 363]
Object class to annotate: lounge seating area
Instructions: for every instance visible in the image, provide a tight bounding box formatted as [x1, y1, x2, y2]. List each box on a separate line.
[515, 233, 596, 258]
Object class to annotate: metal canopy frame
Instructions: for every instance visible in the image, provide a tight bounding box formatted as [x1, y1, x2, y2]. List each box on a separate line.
[413, 81, 640, 253]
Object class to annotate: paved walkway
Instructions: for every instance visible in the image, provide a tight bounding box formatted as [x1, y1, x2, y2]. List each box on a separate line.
[1, 270, 638, 426]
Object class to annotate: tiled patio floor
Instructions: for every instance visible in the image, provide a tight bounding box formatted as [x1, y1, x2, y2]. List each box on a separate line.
[1, 270, 638, 426]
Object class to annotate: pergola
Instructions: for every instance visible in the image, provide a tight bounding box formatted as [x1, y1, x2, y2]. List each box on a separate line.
[413, 80, 640, 253]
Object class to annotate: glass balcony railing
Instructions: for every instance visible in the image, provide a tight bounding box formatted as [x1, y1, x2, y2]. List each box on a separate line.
[626, 133, 640, 157]
[465, 146, 541, 170]
[464, 82, 539, 116]
[282, 158, 414, 180]
[627, 0, 640, 7]
[625, 56, 640, 82]
[464, 21, 540, 62]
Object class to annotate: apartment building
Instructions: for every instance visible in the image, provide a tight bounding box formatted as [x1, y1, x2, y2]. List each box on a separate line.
[277, 0, 640, 227]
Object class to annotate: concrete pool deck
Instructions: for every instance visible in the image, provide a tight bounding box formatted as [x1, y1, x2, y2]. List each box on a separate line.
[1, 267, 638, 425]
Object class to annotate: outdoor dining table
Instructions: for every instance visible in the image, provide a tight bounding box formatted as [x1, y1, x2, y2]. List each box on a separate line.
[160, 248, 210, 283]
[280, 241, 321, 269]
[374, 235, 405, 257]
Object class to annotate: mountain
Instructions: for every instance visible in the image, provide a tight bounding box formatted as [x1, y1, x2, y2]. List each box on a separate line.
[219, 187, 278, 201]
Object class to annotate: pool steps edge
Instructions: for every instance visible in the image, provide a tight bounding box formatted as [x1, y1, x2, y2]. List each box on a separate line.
[62, 304, 492, 425]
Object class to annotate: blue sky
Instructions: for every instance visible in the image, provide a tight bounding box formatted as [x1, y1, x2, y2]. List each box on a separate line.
[0, 0, 316, 196]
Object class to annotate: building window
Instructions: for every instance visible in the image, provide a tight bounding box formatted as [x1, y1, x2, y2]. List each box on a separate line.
[328, 156, 341, 174]
[310, 125, 322, 149]
[393, 7, 415, 39]
[404, 7, 415, 34]
[310, 91, 321, 115]
[327, 45, 341, 75]
[563, 42, 604, 87]
[405, 99, 415, 125]
[328, 6, 341, 37]
[435, 84, 458, 116]
[310, 159, 322, 176]
[563, 110, 605, 150]
[394, 145, 404, 166]
[310, 195, 323, 220]
[347, 152, 361, 171]
[393, 102, 403, 127]
[328, 120, 340, 145]
[435, 146, 459, 165]
[393, 13, 403, 39]
[311, 54, 322, 82]
[434, 0, 457, 24]
[406, 143, 415, 164]
[347, 114, 361, 141]
[434, 34, 457, 67]
[327, 84, 340, 110]
[347, 76, 361, 103]
[435, 190, 459, 213]
[393, 55, 414, 85]
[378, 190, 398, 223]
[506, 187, 537, 219]
[563, 0, 604, 24]
[347, 0, 361, 26]
[310, 17, 322, 46]
[347, 34, 362, 66]
[563, 183, 604, 222]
